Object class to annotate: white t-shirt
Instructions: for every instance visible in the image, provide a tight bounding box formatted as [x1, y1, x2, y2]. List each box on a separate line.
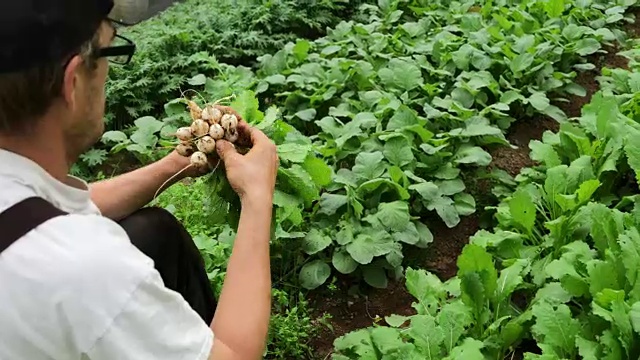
[0, 149, 214, 359]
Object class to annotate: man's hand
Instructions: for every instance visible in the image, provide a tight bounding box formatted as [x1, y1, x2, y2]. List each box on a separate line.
[215, 121, 278, 203]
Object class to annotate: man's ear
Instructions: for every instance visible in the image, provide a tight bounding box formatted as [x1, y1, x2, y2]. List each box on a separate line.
[62, 55, 83, 111]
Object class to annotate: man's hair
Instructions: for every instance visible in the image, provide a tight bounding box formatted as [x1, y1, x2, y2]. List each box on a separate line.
[0, 28, 102, 134]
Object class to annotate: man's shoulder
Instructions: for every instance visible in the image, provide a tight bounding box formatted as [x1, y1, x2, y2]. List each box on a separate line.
[0, 213, 165, 354]
[1, 212, 157, 307]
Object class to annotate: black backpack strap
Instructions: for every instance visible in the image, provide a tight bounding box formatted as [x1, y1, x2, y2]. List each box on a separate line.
[0, 197, 68, 254]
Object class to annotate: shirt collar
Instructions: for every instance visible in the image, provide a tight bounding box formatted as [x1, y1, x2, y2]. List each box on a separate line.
[0, 148, 98, 214]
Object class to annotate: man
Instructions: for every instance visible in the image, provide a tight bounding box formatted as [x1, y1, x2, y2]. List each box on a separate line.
[0, 1, 277, 359]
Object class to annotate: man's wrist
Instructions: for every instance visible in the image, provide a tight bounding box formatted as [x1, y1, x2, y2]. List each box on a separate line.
[240, 190, 274, 210]
[160, 151, 191, 179]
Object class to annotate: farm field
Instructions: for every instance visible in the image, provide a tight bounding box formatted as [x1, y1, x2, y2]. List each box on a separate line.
[84, 0, 640, 359]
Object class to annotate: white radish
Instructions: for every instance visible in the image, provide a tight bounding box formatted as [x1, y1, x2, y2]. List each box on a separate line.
[190, 151, 209, 169]
[225, 128, 239, 143]
[190, 119, 210, 137]
[176, 127, 193, 142]
[208, 123, 224, 140]
[221, 114, 238, 131]
[196, 136, 216, 154]
[210, 107, 223, 124]
[201, 106, 213, 121]
[202, 106, 223, 125]
[176, 142, 194, 157]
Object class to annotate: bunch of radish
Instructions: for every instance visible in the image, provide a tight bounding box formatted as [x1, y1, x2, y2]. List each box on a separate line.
[174, 100, 240, 171]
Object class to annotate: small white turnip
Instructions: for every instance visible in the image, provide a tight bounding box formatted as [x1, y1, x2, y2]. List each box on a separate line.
[208, 123, 224, 140]
[176, 127, 193, 142]
[225, 127, 239, 143]
[209, 107, 223, 125]
[196, 136, 216, 154]
[190, 151, 209, 168]
[221, 114, 238, 131]
[190, 119, 210, 137]
[176, 142, 194, 157]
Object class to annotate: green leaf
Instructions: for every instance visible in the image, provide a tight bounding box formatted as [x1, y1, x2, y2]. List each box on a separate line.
[625, 127, 640, 180]
[387, 105, 419, 130]
[295, 108, 317, 121]
[353, 152, 386, 179]
[619, 228, 640, 302]
[432, 196, 460, 228]
[408, 315, 445, 357]
[383, 135, 415, 166]
[101, 131, 128, 143]
[509, 188, 537, 233]
[319, 193, 348, 216]
[457, 244, 498, 297]
[303, 155, 332, 187]
[575, 38, 601, 56]
[529, 92, 550, 111]
[443, 338, 485, 360]
[385, 314, 410, 327]
[545, 0, 565, 17]
[434, 163, 461, 180]
[332, 249, 358, 274]
[576, 337, 601, 360]
[392, 222, 420, 245]
[415, 222, 434, 248]
[230, 90, 262, 124]
[188, 74, 207, 86]
[530, 302, 581, 358]
[530, 140, 561, 167]
[346, 234, 396, 265]
[378, 58, 424, 91]
[336, 224, 354, 246]
[454, 146, 492, 166]
[454, 193, 476, 216]
[134, 116, 164, 134]
[630, 302, 640, 335]
[278, 165, 319, 208]
[302, 229, 332, 255]
[510, 53, 534, 73]
[363, 265, 388, 289]
[437, 179, 466, 196]
[576, 179, 601, 204]
[437, 302, 473, 353]
[277, 143, 311, 163]
[410, 182, 440, 202]
[299, 260, 331, 290]
[496, 259, 528, 303]
[377, 201, 411, 232]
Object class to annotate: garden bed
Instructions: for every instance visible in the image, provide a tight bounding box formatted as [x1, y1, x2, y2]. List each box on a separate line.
[307, 15, 640, 356]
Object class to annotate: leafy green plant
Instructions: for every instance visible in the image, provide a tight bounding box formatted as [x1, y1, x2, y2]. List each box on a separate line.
[104, 0, 370, 129]
[331, 86, 640, 359]
[99, 0, 639, 291]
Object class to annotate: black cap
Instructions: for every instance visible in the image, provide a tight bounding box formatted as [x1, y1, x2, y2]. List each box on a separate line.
[0, 0, 117, 74]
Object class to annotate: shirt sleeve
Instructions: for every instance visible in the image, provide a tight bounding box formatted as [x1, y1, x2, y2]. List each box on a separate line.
[83, 268, 214, 360]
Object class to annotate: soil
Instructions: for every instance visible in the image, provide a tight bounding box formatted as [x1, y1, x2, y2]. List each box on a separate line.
[307, 12, 640, 360]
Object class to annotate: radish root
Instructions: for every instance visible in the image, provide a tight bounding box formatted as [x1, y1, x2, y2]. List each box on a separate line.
[153, 164, 194, 200]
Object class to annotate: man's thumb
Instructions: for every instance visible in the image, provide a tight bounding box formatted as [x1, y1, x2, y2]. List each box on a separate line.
[216, 140, 239, 162]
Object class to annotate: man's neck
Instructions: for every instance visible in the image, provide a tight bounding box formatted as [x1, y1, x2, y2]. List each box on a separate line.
[0, 125, 72, 183]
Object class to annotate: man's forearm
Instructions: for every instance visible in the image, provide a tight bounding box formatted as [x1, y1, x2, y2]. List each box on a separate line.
[210, 193, 273, 359]
[89, 154, 186, 221]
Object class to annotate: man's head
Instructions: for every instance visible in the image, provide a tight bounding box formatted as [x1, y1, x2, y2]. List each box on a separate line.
[0, 0, 136, 165]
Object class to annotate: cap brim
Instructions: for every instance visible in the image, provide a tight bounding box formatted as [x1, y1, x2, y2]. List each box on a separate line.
[108, 0, 179, 26]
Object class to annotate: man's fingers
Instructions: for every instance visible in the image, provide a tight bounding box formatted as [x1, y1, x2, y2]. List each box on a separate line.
[235, 121, 253, 147]
[247, 125, 272, 149]
[216, 140, 239, 163]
